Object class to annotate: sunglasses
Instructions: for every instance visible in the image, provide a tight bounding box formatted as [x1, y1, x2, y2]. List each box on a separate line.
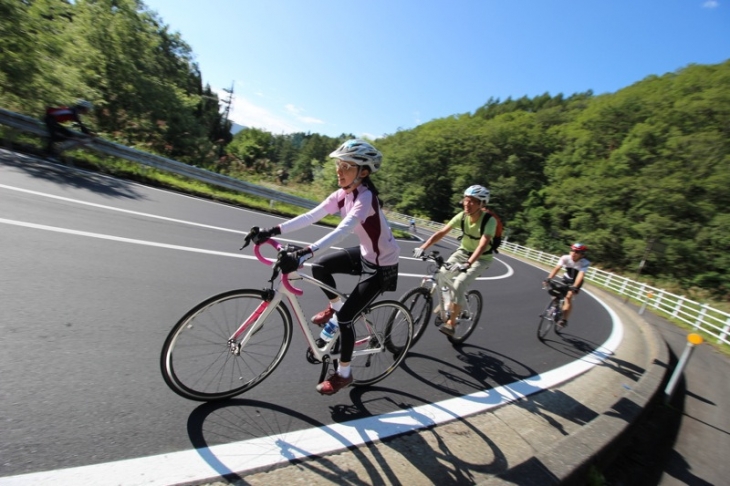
[335, 160, 357, 171]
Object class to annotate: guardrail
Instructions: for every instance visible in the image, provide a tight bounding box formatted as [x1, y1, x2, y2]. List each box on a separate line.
[0, 107, 414, 231]
[501, 240, 730, 346]
[0, 107, 319, 209]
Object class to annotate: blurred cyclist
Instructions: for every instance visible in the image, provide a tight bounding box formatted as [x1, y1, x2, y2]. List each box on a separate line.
[44, 99, 95, 159]
[543, 243, 591, 328]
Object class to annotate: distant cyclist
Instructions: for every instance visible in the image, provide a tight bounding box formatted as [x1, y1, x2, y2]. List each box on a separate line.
[543, 243, 591, 329]
[413, 185, 496, 337]
[44, 99, 95, 159]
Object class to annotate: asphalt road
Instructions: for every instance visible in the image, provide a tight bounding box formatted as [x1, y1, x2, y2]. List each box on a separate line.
[0, 150, 613, 481]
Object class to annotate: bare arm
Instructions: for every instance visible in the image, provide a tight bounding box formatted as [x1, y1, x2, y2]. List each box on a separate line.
[466, 234, 491, 266]
[417, 224, 452, 251]
[546, 264, 562, 281]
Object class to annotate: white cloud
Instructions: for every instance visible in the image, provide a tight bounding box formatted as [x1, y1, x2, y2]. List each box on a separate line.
[285, 104, 325, 125]
[703, 0, 719, 8]
[212, 87, 327, 134]
[228, 95, 302, 133]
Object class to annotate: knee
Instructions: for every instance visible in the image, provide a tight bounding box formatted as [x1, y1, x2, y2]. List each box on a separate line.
[311, 262, 328, 280]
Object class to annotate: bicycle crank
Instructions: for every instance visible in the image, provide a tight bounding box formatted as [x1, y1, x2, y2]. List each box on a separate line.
[305, 347, 322, 364]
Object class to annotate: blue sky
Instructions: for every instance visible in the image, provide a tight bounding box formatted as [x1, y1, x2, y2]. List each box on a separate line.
[141, 0, 729, 139]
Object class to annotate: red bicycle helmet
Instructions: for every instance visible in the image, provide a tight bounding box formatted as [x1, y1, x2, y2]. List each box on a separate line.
[571, 242, 588, 252]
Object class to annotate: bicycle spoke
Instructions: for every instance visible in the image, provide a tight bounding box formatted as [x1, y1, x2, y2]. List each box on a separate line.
[161, 290, 292, 401]
[448, 290, 482, 344]
[351, 300, 413, 387]
[398, 287, 432, 347]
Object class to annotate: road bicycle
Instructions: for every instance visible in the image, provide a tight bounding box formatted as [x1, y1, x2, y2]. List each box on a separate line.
[399, 251, 482, 346]
[47, 125, 96, 159]
[537, 278, 571, 340]
[160, 236, 414, 401]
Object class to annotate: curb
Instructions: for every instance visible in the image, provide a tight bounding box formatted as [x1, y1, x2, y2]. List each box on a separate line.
[479, 288, 670, 486]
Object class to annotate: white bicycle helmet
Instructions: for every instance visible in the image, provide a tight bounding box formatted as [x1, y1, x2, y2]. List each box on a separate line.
[463, 185, 490, 205]
[75, 99, 93, 111]
[329, 139, 382, 174]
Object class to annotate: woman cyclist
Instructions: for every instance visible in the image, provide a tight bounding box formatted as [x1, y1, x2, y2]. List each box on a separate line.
[544, 243, 591, 329]
[251, 139, 399, 395]
[412, 185, 496, 337]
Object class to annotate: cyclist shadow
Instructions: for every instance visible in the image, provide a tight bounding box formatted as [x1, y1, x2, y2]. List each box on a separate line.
[329, 386, 510, 482]
[401, 347, 601, 435]
[541, 331, 645, 382]
[0, 147, 145, 200]
[185, 391, 507, 485]
[186, 398, 370, 483]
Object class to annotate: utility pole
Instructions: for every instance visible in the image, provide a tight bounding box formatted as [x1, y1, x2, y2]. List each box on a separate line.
[219, 82, 234, 158]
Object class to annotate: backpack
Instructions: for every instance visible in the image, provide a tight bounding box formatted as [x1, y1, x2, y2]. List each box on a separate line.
[459, 209, 504, 254]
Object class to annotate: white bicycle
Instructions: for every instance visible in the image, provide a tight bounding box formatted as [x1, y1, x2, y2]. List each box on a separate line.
[160, 234, 414, 401]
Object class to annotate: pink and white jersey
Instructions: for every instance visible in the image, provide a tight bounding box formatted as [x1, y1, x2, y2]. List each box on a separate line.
[279, 186, 400, 266]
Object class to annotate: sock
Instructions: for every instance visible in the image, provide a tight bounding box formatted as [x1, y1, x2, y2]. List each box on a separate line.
[331, 299, 344, 312]
[338, 364, 351, 378]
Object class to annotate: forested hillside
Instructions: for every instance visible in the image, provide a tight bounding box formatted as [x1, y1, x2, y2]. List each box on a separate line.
[1, 1, 728, 299]
[376, 63, 730, 299]
[0, 0, 231, 164]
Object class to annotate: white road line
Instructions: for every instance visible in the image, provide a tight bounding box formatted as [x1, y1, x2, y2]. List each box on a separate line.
[0, 183, 249, 235]
[0, 183, 513, 279]
[0, 217, 253, 259]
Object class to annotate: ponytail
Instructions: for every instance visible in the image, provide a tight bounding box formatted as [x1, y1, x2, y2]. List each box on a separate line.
[361, 176, 382, 207]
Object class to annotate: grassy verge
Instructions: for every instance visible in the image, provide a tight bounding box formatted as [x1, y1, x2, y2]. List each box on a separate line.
[3, 137, 413, 240]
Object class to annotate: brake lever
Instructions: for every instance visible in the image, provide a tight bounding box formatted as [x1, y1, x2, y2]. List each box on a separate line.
[240, 227, 260, 250]
[240, 235, 251, 250]
[269, 264, 281, 283]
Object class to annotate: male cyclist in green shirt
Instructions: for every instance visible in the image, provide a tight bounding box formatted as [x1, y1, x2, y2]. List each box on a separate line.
[413, 185, 496, 337]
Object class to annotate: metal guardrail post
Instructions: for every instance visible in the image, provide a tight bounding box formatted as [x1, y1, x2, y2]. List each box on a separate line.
[664, 333, 703, 404]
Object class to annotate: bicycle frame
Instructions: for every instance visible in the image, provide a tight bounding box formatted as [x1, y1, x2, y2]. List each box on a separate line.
[418, 254, 459, 322]
[228, 238, 382, 363]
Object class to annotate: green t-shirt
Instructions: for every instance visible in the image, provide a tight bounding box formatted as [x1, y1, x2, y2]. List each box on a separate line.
[447, 210, 497, 258]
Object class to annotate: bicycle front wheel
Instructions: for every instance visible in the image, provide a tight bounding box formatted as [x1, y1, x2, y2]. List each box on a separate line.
[350, 300, 413, 387]
[448, 290, 482, 344]
[160, 289, 292, 401]
[537, 300, 557, 341]
[399, 287, 433, 346]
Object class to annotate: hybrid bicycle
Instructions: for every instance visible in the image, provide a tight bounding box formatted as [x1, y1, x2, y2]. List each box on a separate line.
[160, 236, 414, 401]
[537, 278, 571, 340]
[399, 251, 482, 346]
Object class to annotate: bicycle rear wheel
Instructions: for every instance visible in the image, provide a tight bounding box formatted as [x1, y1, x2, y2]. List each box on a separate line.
[398, 287, 433, 346]
[351, 300, 413, 387]
[448, 290, 482, 344]
[160, 289, 292, 401]
[537, 300, 557, 341]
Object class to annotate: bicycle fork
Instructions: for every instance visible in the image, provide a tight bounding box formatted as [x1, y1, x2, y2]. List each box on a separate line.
[228, 290, 282, 354]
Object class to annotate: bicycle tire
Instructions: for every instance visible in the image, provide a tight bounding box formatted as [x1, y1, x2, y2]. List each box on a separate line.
[398, 287, 433, 346]
[448, 289, 482, 344]
[351, 299, 413, 387]
[537, 299, 557, 341]
[160, 289, 292, 401]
